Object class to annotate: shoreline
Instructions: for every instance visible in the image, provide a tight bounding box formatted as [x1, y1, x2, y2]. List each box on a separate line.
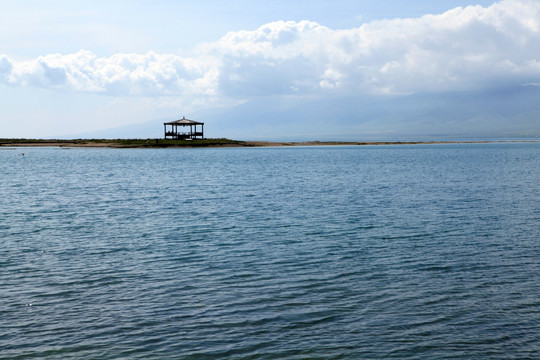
[0, 138, 537, 148]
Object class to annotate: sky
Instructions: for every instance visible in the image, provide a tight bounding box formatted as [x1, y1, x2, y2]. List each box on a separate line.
[1, 0, 540, 139]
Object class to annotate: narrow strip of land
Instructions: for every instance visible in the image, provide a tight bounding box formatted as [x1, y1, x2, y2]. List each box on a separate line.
[0, 138, 534, 148]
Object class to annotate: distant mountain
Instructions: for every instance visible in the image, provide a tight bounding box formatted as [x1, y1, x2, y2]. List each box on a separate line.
[197, 85, 540, 140]
[59, 118, 167, 139]
[65, 85, 540, 140]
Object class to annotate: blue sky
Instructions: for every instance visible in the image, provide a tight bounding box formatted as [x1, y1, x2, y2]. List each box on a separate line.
[1, 0, 539, 139]
[2, 0, 500, 57]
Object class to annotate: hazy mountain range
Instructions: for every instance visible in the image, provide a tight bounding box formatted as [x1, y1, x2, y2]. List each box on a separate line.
[65, 85, 540, 141]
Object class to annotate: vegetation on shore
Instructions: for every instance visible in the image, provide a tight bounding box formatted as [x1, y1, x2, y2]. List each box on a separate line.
[0, 138, 252, 148]
[0, 138, 521, 148]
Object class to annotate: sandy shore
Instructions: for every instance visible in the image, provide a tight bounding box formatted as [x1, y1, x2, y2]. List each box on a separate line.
[244, 140, 492, 147]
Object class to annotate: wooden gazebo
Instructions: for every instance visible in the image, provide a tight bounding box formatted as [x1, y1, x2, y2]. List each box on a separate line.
[164, 116, 204, 140]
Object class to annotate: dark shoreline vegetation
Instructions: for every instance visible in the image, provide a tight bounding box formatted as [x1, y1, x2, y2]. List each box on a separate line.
[0, 138, 250, 148]
[0, 138, 524, 148]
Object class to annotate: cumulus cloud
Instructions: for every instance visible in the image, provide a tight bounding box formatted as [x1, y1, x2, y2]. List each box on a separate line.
[1, 0, 539, 97]
[4, 51, 219, 96]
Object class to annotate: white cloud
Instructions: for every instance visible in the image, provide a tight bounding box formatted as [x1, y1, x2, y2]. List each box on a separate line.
[1, 0, 540, 98]
[5, 50, 220, 96]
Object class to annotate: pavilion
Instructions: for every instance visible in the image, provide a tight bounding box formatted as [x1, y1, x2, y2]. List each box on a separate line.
[163, 116, 204, 140]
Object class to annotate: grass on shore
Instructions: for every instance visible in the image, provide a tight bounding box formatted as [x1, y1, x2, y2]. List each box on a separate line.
[2, 138, 521, 148]
[0, 138, 252, 148]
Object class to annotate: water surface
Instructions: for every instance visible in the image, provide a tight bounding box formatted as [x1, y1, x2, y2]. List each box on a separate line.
[1, 143, 539, 359]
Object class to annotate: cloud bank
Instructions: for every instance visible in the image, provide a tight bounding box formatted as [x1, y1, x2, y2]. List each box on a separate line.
[1, 0, 539, 99]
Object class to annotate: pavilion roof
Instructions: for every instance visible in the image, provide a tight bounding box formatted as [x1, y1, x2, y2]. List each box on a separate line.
[164, 116, 204, 125]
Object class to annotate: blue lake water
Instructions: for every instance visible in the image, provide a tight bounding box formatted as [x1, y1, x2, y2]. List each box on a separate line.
[1, 143, 539, 359]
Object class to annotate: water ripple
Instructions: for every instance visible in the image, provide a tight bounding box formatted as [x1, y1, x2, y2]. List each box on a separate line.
[1, 144, 540, 359]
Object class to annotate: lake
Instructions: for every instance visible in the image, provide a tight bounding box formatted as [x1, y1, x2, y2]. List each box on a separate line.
[1, 143, 539, 359]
